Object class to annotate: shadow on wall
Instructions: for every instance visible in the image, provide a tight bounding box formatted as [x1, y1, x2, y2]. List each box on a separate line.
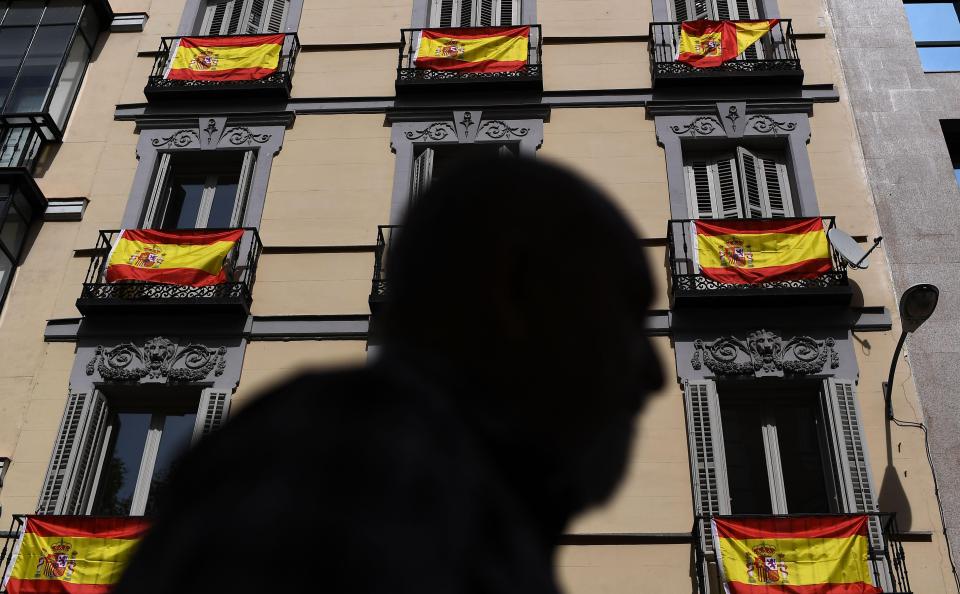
[879, 420, 913, 531]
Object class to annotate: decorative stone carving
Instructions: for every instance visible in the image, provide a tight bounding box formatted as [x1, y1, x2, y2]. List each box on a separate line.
[151, 129, 199, 148]
[203, 119, 220, 144]
[459, 111, 475, 132]
[691, 329, 838, 377]
[670, 116, 722, 136]
[725, 106, 740, 132]
[478, 120, 530, 140]
[748, 115, 797, 134]
[405, 122, 456, 141]
[223, 127, 272, 145]
[86, 337, 226, 383]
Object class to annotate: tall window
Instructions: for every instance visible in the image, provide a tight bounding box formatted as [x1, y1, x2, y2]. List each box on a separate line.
[0, 0, 100, 130]
[411, 143, 517, 201]
[143, 151, 255, 229]
[941, 119, 960, 185]
[684, 146, 794, 219]
[428, 0, 521, 27]
[0, 183, 38, 314]
[200, 0, 289, 35]
[904, 1, 960, 72]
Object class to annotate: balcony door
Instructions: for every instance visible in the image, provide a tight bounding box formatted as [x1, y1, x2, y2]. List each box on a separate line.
[428, 0, 521, 27]
[411, 143, 517, 201]
[684, 147, 794, 219]
[200, 0, 289, 35]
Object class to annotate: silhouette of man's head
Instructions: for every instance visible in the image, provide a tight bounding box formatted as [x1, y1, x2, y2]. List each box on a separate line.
[380, 156, 663, 526]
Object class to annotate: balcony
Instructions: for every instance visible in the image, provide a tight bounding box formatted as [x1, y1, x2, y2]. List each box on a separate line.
[667, 217, 852, 308]
[649, 20, 802, 87]
[144, 34, 300, 101]
[369, 225, 398, 313]
[694, 514, 911, 594]
[76, 228, 262, 316]
[396, 25, 542, 94]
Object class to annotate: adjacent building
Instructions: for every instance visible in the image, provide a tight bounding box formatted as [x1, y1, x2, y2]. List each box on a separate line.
[0, 0, 954, 591]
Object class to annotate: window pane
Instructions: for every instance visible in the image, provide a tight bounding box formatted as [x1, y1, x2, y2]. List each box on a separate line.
[918, 46, 960, 71]
[0, 247, 12, 308]
[161, 175, 206, 229]
[5, 24, 74, 113]
[1, 202, 26, 255]
[2, 0, 44, 26]
[144, 412, 196, 515]
[205, 173, 239, 228]
[720, 401, 773, 514]
[776, 402, 831, 513]
[41, 0, 83, 25]
[0, 27, 35, 108]
[92, 413, 152, 516]
[905, 3, 960, 42]
[47, 31, 87, 127]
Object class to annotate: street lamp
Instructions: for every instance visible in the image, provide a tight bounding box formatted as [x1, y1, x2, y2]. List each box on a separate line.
[885, 284, 939, 419]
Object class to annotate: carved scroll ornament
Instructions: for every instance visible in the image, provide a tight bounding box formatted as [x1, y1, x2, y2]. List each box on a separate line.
[87, 337, 226, 383]
[691, 329, 838, 378]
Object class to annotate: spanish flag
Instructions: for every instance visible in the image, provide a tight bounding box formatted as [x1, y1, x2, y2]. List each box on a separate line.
[694, 218, 832, 285]
[105, 229, 244, 287]
[2, 516, 149, 594]
[678, 19, 779, 68]
[165, 34, 284, 81]
[414, 26, 529, 73]
[713, 515, 881, 594]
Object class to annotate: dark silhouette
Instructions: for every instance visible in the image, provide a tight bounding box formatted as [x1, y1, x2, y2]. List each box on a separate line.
[115, 157, 664, 594]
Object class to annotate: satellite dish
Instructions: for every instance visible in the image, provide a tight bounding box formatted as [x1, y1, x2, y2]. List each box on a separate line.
[827, 227, 882, 270]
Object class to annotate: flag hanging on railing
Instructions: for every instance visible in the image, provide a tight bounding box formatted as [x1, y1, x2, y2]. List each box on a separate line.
[105, 228, 244, 287]
[1, 516, 150, 594]
[693, 218, 832, 285]
[414, 26, 529, 73]
[677, 19, 778, 68]
[712, 515, 881, 593]
[164, 34, 284, 81]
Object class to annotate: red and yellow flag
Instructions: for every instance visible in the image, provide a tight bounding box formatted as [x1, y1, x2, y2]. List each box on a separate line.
[694, 218, 832, 285]
[713, 515, 881, 594]
[414, 26, 529, 73]
[105, 228, 244, 287]
[2, 516, 149, 594]
[165, 34, 284, 81]
[678, 19, 779, 68]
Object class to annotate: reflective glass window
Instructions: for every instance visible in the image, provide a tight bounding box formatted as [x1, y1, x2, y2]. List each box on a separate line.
[0, 201, 26, 254]
[2, 0, 44, 26]
[6, 24, 73, 113]
[92, 413, 152, 516]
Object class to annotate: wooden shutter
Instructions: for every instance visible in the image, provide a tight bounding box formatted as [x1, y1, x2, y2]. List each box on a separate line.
[192, 389, 231, 445]
[685, 380, 730, 553]
[498, 0, 519, 25]
[411, 148, 435, 202]
[37, 391, 108, 515]
[674, 0, 710, 20]
[243, 0, 265, 33]
[264, 0, 288, 33]
[431, 0, 455, 27]
[736, 147, 793, 218]
[685, 154, 742, 219]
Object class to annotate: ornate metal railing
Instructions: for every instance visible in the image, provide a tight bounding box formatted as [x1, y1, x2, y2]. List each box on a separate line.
[371, 225, 400, 306]
[667, 217, 850, 305]
[77, 228, 262, 314]
[693, 514, 911, 594]
[145, 33, 300, 99]
[396, 25, 542, 89]
[649, 20, 801, 84]
[0, 515, 24, 593]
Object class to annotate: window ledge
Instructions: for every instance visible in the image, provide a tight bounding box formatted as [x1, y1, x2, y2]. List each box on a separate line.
[45, 197, 88, 222]
[111, 12, 148, 33]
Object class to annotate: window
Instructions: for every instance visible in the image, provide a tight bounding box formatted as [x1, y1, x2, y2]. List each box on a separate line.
[720, 387, 837, 515]
[0, 183, 38, 314]
[200, 0, 289, 35]
[428, 0, 521, 27]
[411, 143, 517, 201]
[904, 1, 960, 72]
[684, 146, 794, 219]
[671, 0, 766, 58]
[143, 151, 255, 229]
[941, 119, 960, 186]
[0, 0, 100, 130]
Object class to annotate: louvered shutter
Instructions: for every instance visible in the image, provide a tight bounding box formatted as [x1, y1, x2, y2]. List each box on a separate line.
[823, 379, 883, 551]
[431, 0, 455, 27]
[0, 457, 8, 488]
[461, 0, 474, 27]
[737, 147, 765, 218]
[243, 0, 265, 33]
[37, 392, 109, 515]
[144, 153, 172, 228]
[685, 380, 731, 554]
[498, 0, 519, 25]
[736, 147, 793, 218]
[192, 389, 231, 445]
[411, 148, 435, 202]
[674, 0, 710, 20]
[685, 155, 742, 219]
[263, 0, 288, 33]
[230, 151, 256, 226]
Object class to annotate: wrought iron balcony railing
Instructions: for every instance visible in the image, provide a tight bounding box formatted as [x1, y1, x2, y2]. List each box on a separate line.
[145, 33, 300, 100]
[667, 217, 851, 307]
[370, 225, 399, 310]
[649, 20, 802, 86]
[693, 514, 911, 594]
[0, 515, 22, 593]
[76, 228, 262, 316]
[396, 25, 542, 92]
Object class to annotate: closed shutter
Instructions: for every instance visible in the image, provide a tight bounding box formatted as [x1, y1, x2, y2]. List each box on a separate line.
[711, 0, 759, 19]
[36, 392, 108, 515]
[685, 380, 730, 553]
[736, 147, 793, 218]
[674, 0, 710, 20]
[498, 0, 519, 25]
[431, 0, 455, 27]
[823, 379, 883, 550]
[243, 0, 265, 33]
[411, 147, 435, 202]
[263, 0, 288, 33]
[461, 0, 474, 27]
[433, 0, 520, 27]
[192, 389, 231, 445]
[685, 154, 742, 219]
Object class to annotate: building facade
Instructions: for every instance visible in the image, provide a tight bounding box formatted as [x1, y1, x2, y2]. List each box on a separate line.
[0, 0, 954, 592]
